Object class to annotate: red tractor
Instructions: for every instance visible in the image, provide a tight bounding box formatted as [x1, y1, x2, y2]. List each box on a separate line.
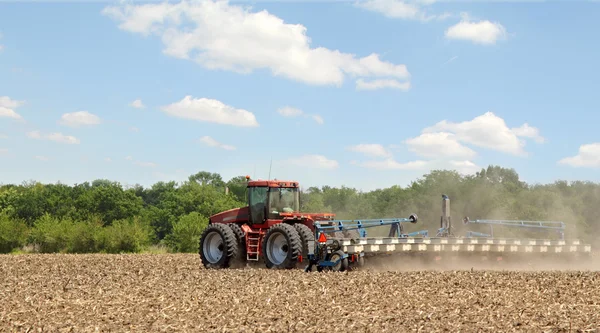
[198, 176, 342, 269]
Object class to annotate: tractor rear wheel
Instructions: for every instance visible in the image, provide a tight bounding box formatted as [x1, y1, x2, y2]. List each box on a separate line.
[199, 224, 238, 269]
[294, 224, 314, 258]
[262, 223, 302, 269]
[228, 223, 246, 267]
[293, 223, 314, 269]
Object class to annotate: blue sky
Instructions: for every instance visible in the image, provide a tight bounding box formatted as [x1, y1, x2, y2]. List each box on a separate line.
[0, 0, 599, 191]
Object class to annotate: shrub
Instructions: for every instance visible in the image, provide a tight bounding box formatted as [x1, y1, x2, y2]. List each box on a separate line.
[164, 212, 208, 252]
[28, 214, 74, 253]
[0, 213, 29, 253]
[98, 216, 154, 253]
[68, 218, 104, 253]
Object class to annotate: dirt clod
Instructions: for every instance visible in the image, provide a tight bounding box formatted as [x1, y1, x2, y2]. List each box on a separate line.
[1, 254, 599, 332]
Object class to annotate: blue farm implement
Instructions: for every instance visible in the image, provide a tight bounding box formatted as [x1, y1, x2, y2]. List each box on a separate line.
[462, 217, 566, 239]
[303, 195, 592, 272]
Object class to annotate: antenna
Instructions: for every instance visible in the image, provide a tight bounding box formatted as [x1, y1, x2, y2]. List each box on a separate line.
[268, 157, 273, 180]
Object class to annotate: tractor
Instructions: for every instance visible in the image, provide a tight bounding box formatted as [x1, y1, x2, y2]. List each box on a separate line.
[198, 176, 345, 270]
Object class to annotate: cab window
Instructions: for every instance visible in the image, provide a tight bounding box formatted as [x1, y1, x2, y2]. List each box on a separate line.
[248, 186, 267, 223]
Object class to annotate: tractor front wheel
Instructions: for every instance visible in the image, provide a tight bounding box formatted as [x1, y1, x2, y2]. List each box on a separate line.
[262, 223, 302, 269]
[199, 224, 238, 269]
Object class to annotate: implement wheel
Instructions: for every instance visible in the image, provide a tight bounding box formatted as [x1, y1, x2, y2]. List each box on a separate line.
[327, 250, 349, 272]
[262, 223, 302, 269]
[199, 224, 238, 269]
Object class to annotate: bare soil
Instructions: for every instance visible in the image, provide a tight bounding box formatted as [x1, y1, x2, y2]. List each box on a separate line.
[1, 253, 599, 332]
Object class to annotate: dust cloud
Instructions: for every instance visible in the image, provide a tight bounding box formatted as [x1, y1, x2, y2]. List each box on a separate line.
[359, 252, 600, 272]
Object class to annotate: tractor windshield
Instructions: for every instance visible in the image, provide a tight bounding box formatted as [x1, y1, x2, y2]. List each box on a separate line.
[267, 187, 300, 218]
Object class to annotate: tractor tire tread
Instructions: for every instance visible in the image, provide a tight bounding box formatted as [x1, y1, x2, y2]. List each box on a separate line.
[198, 223, 238, 269]
[228, 223, 247, 265]
[293, 223, 314, 259]
[262, 223, 302, 270]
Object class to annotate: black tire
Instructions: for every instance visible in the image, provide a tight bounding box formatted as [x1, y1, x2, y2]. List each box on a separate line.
[293, 223, 314, 267]
[328, 250, 349, 272]
[262, 223, 302, 269]
[356, 255, 365, 269]
[228, 223, 246, 266]
[199, 224, 238, 269]
[410, 214, 418, 223]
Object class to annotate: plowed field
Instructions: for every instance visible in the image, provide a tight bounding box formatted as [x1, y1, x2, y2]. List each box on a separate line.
[1, 254, 599, 332]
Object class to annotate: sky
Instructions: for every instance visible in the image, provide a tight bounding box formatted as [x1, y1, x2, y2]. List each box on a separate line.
[1, 0, 599, 191]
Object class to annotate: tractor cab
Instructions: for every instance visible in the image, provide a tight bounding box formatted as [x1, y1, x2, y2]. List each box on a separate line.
[246, 177, 300, 224]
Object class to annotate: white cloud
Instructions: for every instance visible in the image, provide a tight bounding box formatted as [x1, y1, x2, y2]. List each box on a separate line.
[311, 115, 324, 125]
[356, 78, 411, 91]
[276, 106, 324, 125]
[199, 135, 236, 151]
[47, 133, 80, 144]
[130, 127, 140, 132]
[352, 157, 480, 174]
[59, 111, 101, 127]
[511, 123, 545, 143]
[35, 156, 49, 161]
[27, 131, 80, 144]
[26, 131, 42, 139]
[0, 107, 23, 120]
[277, 106, 303, 117]
[422, 112, 543, 156]
[0, 134, 7, 139]
[558, 143, 600, 168]
[445, 19, 507, 45]
[355, 0, 451, 22]
[347, 144, 392, 158]
[448, 160, 481, 175]
[0, 96, 25, 121]
[404, 132, 477, 159]
[102, 0, 410, 88]
[105, 157, 112, 162]
[0, 148, 8, 154]
[353, 158, 428, 170]
[283, 154, 339, 170]
[0, 96, 24, 109]
[130, 99, 145, 109]
[351, 113, 539, 174]
[161, 96, 259, 127]
[125, 155, 133, 160]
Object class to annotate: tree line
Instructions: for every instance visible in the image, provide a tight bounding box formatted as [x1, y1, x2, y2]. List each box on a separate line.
[1, 166, 599, 254]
